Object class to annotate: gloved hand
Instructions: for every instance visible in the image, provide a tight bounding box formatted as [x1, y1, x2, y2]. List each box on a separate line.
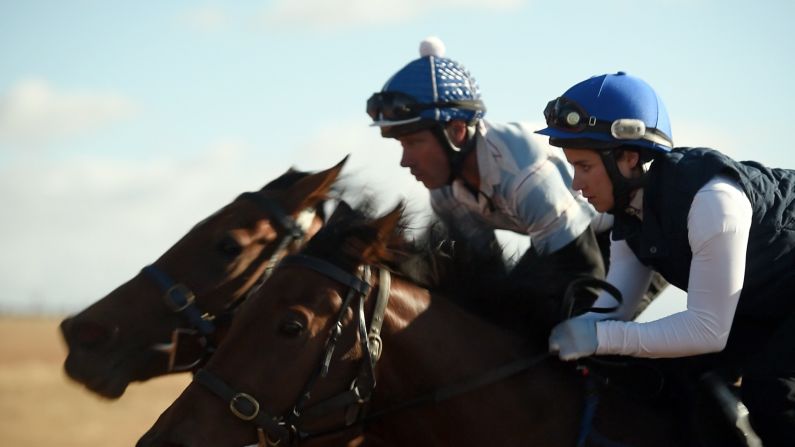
[548, 317, 598, 361]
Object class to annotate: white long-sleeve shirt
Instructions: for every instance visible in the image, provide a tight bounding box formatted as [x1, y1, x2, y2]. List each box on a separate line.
[592, 176, 753, 358]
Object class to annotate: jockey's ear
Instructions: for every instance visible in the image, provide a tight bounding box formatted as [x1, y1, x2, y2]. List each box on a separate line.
[445, 120, 468, 147]
[284, 155, 348, 211]
[615, 149, 642, 178]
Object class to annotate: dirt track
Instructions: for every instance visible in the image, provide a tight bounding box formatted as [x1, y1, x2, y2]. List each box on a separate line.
[0, 317, 190, 447]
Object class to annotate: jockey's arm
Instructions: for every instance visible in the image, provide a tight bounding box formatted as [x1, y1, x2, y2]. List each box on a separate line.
[594, 176, 752, 358]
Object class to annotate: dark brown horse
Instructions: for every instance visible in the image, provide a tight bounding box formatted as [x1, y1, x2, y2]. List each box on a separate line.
[137, 202, 687, 447]
[60, 158, 346, 398]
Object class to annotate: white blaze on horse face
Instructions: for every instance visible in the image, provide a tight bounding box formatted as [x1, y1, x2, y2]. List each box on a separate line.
[295, 208, 318, 234]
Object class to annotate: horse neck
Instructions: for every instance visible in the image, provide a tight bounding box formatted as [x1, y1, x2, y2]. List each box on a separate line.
[377, 274, 531, 388]
[364, 275, 681, 446]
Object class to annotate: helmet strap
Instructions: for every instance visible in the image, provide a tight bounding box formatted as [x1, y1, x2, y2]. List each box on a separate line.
[599, 149, 647, 215]
[432, 123, 478, 185]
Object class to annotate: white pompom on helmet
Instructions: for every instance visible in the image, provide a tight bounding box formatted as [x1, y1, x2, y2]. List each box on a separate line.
[366, 37, 486, 138]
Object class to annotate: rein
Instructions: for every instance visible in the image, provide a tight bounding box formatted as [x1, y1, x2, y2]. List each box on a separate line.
[195, 253, 554, 447]
[144, 193, 313, 372]
[195, 253, 388, 446]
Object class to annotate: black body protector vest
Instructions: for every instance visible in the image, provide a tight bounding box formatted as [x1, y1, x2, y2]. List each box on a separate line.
[612, 147, 795, 321]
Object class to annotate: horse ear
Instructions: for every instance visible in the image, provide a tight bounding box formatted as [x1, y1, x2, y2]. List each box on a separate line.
[359, 203, 405, 265]
[285, 155, 348, 211]
[373, 203, 404, 241]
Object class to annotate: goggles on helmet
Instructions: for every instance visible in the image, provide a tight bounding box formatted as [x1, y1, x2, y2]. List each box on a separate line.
[367, 91, 485, 124]
[543, 97, 672, 148]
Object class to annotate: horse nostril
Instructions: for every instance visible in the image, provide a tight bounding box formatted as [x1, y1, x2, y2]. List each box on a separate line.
[63, 318, 119, 350]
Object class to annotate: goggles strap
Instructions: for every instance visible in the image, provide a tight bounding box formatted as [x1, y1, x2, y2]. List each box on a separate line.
[431, 123, 478, 185]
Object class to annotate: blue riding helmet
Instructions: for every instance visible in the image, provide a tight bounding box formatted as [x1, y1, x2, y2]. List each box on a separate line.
[367, 38, 486, 139]
[536, 72, 673, 153]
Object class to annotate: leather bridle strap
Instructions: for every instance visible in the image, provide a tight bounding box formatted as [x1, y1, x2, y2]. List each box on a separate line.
[194, 254, 375, 446]
[238, 192, 305, 240]
[278, 255, 371, 295]
[238, 192, 309, 282]
[194, 368, 290, 441]
[299, 268, 391, 422]
[298, 352, 552, 442]
[142, 265, 216, 335]
[144, 193, 313, 372]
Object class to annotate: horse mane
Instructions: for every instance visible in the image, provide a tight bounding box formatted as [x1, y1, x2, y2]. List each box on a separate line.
[299, 199, 548, 337]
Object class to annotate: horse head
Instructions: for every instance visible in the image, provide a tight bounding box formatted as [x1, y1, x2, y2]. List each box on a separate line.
[60, 157, 347, 398]
[137, 199, 684, 447]
[136, 201, 407, 446]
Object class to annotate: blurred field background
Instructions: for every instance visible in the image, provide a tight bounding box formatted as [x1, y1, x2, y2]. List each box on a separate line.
[0, 316, 190, 447]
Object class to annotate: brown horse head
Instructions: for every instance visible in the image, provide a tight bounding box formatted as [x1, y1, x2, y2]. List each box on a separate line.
[137, 201, 685, 447]
[60, 157, 347, 398]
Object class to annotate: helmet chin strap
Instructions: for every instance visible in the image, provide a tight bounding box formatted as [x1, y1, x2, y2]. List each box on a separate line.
[599, 149, 647, 215]
[431, 123, 478, 185]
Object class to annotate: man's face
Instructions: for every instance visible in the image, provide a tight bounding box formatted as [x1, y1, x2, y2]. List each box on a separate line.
[563, 148, 614, 212]
[397, 130, 450, 189]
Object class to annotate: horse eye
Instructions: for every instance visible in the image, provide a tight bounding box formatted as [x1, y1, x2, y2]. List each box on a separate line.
[217, 235, 243, 258]
[278, 320, 305, 338]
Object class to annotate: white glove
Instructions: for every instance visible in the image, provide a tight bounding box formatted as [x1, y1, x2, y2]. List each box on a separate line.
[548, 317, 598, 361]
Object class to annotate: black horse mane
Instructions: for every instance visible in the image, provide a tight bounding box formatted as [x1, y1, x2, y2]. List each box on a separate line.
[299, 199, 534, 330]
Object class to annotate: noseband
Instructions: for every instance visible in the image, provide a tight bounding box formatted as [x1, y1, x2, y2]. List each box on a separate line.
[144, 192, 313, 372]
[195, 253, 392, 446]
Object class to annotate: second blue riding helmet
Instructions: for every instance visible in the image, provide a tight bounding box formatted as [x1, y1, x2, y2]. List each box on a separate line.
[367, 38, 486, 179]
[537, 72, 674, 214]
[536, 71, 673, 154]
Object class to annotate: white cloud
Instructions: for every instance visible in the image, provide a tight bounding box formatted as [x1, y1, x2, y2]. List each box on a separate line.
[0, 138, 285, 314]
[0, 123, 433, 314]
[181, 5, 228, 32]
[258, 0, 524, 30]
[0, 78, 137, 147]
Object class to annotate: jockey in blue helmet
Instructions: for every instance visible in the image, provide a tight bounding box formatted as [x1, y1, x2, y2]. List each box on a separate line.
[367, 38, 607, 340]
[537, 72, 673, 214]
[367, 37, 486, 184]
[542, 72, 795, 446]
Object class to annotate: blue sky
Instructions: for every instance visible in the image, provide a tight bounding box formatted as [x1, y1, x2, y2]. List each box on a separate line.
[1, 0, 793, 316]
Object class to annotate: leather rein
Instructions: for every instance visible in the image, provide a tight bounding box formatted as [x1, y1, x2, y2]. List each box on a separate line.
[194, 253, 552, 447]
[143, 192, 312, 372]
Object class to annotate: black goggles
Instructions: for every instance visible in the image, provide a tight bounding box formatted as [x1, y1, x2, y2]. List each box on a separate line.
[367, 91, 485, 122]
[543, 97, 595, 132]
[543, 97, 672, 147]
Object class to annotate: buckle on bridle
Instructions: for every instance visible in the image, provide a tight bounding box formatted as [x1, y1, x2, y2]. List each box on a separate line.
[230, 392, 261, 421]
[164, 284, 196, 312]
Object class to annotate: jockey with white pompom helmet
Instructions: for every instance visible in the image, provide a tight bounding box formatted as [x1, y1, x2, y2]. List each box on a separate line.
[366, 36, 486, 184]
[366, 37, 608, 338]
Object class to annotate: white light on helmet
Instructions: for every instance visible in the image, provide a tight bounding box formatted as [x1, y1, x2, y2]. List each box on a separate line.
[565, 111, 581, 126]
[611, 119, 646, 140]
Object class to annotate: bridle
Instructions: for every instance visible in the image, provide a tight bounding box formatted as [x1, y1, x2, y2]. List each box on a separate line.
[195, 253, 391, 446]
[185, 243, 640, 447]
[193, 252, 555, 447]
[145, 192, 315, 372]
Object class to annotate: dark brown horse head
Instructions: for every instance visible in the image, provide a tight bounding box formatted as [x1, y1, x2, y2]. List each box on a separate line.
[60, 157, 347, 399]
[137, 202, 406, 446]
